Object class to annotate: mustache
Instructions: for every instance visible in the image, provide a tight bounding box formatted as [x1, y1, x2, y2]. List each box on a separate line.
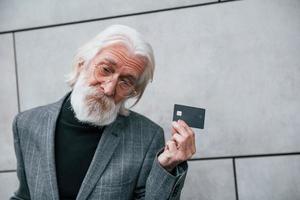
[85, 86, 115, 112]
[87, 85, 108, 99]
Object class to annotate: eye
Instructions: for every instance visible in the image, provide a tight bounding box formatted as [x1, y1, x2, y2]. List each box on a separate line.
[99, 65, 113, 76]
[119, 78, 134, 89]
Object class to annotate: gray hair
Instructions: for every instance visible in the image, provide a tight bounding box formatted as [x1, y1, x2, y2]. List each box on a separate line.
[65, 24, 155, 115]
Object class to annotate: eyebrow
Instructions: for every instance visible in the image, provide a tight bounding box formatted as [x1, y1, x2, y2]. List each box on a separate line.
[102, 57, 139, 81]
[122, 74, 138, 82]
[103, 57, 117, 65]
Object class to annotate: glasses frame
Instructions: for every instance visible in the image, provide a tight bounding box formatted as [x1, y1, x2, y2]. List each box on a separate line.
[93, 64, 138, 98]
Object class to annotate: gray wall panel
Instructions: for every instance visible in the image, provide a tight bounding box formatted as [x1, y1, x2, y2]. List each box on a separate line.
[132, 0, 300, 157]
[16, 1, 300, 157]
[2, 0, 300, 199]
[0, 172, 18, 199]
[182, 159, 236, 200]
[0, 0, 215, 32]
[15, 0, 300, 159]
[0, 34, 18, 170]
[236, 155, 300, 200]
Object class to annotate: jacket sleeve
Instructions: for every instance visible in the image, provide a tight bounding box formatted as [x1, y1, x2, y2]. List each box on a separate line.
[133, 127, 188, 200]
[10, 114, 31, 200]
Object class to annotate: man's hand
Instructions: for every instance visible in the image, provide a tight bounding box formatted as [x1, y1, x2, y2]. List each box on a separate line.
[158, 120, 196, 172]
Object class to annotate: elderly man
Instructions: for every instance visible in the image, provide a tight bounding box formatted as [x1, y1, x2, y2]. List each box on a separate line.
[11, 25, 196, 200]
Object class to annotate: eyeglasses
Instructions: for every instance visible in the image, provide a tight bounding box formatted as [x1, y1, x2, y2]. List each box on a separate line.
[93, 64, 137, 97]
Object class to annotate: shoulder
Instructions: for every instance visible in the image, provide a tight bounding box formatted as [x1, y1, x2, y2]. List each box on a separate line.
[13, 101, 60, 131]
[16, 104, 49, 122]
[14, 92, 68, 127]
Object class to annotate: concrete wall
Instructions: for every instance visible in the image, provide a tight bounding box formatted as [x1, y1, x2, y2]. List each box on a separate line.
[1, 0, 299, 199]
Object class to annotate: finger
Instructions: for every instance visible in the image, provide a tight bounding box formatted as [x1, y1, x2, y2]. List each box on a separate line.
[171, 126, 177, 135]
[187, 133, 196, 154]
[172, 133, 185, 149]
[164, 143, 168, 151]
[192, 143, 196, 154]
[172, 121, 188, 137]
[173, 121, 195, 150]
[177, 119, 188, 129]
[190, 131, 196, 154]
[178, 120, 194, 136]
[190, 135, 196, 154]
[166, 140, 177, 152]
[188, 133, 196, 155]
[178, 120, 196, 149]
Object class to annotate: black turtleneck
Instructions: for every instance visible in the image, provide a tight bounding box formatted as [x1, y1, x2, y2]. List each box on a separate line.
[55, 93, 104, 200]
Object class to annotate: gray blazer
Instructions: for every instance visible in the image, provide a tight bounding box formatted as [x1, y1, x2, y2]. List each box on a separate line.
[11, 92, 188, 200]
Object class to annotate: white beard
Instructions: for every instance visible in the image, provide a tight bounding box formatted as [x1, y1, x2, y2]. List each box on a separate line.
[70, 72, 121, 126]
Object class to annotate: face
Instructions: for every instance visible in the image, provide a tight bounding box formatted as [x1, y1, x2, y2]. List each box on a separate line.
[70, 43, 146, 126]
[87, 43, 146, 104]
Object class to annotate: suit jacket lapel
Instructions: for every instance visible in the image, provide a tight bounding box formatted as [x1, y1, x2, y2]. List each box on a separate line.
[76, 115, 124, 200]
[41, 92, 70, 200]
[40, 91, 125, 200]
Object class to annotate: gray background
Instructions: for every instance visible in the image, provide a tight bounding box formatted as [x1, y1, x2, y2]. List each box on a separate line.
[1, 0, 300, 199]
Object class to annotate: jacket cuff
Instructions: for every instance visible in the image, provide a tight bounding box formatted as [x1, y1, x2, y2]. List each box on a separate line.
[156, 148, 188, 177]
[146, 148, 188, 199]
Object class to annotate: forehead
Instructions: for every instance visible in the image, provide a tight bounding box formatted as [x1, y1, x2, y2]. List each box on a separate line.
[93, 43, 146, 70]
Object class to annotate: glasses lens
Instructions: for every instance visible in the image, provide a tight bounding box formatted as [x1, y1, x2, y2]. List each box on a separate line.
[94, 66, 112, 82]
[94, 65, 137, 97]
[117, 86, 136, 97]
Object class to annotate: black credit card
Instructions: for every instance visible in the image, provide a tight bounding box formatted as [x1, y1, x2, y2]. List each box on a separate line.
[173, 104, 206, 129]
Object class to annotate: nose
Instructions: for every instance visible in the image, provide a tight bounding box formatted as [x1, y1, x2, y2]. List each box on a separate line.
[101, 78, 117, 97]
